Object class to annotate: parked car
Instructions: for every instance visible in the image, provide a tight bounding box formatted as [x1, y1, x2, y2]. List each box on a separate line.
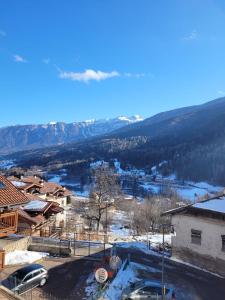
[1, 264, 48, 295]
[122, 280, 175, 299]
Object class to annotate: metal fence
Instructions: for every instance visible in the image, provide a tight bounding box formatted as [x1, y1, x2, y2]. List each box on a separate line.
[30, 234, 108, 260]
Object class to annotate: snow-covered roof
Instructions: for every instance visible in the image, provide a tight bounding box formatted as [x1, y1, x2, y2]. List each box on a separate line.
[11, 181, 26, 187]
[193, 196, 225, 214]
[23, 200, 49, 211]
[163, 195, 225, 217]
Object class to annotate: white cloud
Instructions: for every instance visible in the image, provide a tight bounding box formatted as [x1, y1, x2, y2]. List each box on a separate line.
[124, 72, 153, 78]
[13, 54, 27, 63]
[42, 58, 50, 64]
[182, 30, 198, 41]
[218, 90, 225, 95]
[59, 69, 120, 83]
[0, 30, 6, 37]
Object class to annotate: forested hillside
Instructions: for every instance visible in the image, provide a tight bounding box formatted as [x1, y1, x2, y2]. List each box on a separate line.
[5, 97, 225, 185]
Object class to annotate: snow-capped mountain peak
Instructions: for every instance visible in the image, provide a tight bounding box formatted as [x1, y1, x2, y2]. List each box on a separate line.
[117, 115, 143, 123]
[0, 115, 144, 154]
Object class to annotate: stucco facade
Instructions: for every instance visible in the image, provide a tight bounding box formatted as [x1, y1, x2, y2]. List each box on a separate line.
[171, 213, 225, 275]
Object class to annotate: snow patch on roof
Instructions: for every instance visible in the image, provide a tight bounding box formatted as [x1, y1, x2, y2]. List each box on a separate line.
[193, 196, 225, 214]
[24, 200, 48, 211]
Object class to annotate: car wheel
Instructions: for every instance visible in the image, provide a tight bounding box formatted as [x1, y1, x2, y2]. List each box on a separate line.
[39, 278, 47, 287]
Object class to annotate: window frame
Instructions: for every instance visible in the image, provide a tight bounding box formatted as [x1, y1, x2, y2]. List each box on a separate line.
[191, 229, 202, 245]
[221, 235, 225, 252]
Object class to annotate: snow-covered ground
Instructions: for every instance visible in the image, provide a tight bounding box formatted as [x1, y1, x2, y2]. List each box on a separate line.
[140, 179, 223, 202]
[5, 250, 48, 265]
[48, 160, 224, 204]
[90, 261, 164, 300]
[0, 159, 16, 170]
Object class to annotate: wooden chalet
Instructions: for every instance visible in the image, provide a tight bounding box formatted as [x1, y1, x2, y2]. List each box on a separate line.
[0, 175, 29, 238]
[17, 194, 64, 236]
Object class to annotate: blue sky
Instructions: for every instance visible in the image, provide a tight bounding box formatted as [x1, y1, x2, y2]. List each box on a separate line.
[1, 0, 225, 126]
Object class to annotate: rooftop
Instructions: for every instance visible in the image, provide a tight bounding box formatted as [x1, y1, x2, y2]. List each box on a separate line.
[23, 200, 50, 212]
[193, 196, 225, 214]
[0, 175, 29, 208]
[163, 194, 225, 218]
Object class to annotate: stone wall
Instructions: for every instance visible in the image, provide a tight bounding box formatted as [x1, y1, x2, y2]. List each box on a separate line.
[29, 244, 71, 256]
[0, 236, 31, 253]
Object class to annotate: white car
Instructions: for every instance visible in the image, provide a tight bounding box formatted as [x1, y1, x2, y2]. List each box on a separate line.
[122, 280, 175, 299]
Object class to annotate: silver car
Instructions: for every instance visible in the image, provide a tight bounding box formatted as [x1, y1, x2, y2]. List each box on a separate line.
[2, 263, 48, 295]
[122, 280, 175, 299]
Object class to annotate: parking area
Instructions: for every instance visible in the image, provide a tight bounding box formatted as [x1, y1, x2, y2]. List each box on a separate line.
[0, 256, 97, 300]
[1, 245, 225, 300]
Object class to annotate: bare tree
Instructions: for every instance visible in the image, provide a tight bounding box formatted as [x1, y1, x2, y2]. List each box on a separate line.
[84, 166, 121, 232]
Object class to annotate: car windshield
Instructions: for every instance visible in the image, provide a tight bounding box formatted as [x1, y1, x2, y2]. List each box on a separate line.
[9, 270, 28, 283]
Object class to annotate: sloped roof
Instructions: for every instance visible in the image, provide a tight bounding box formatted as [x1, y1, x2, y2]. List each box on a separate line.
[163, 194, 225, 218]
[18, 208, 46, 225]
[0, 175, 29, 208]
[20, 176, 42, 184]
[23, 200, 51, 212]
[40, 182, 72, 196]
[193, 196, 225, 214]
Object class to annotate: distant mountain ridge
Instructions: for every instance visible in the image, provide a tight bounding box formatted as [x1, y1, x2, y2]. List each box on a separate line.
[8, 97, 225, 185]
[0, 115, 143, 154]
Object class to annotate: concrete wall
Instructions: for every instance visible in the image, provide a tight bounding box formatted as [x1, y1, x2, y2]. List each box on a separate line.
[172, 214, 225, 275]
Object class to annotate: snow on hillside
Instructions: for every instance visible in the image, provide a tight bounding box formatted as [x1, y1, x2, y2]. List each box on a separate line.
[0, 159, 16, 170]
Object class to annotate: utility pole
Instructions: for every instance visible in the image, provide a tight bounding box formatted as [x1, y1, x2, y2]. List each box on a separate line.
[105, 202, 108, 236]
[162, 224, 165, 300]
[161, 223, 174, 300]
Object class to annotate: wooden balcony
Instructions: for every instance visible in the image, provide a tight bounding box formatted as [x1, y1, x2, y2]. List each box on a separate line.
[0, 211, 18, 238]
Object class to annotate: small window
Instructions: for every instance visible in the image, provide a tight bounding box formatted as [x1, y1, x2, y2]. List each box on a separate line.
[0, 182, 5, 189]
[221, 235, 225, 252]
[32, 270, 41, 277]
[23, 273, 33, 282]
[191, 229, 201, 245]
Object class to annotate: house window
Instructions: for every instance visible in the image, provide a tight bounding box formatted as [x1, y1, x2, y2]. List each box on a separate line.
[191, 229, 201, 245]
[0, 182, 5, 189]
[221, 235, 225, 252]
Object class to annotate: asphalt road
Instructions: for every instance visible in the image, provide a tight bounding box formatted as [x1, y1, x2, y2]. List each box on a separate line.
[1, 246, 224, 300]
[117, 246, 225, 300]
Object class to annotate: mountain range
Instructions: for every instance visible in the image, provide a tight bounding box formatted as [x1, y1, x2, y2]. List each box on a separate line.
[3, 97, 225, 185]
[0, 115, 143, 154]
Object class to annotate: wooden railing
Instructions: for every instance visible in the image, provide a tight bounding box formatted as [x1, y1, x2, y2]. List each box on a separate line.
[0, 211, 18, 237]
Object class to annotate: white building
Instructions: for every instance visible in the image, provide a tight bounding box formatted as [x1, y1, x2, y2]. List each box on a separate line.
[164, 195, 225, 276]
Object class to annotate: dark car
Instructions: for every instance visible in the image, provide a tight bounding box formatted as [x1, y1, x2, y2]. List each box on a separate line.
[122, 280, 175, 299]
[1, 264, 48, 295]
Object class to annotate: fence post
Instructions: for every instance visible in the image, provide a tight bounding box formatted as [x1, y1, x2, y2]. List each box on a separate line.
[74, 232, 76, 256]
[104, 235, 106, 258]
[88, 233, 91, 256]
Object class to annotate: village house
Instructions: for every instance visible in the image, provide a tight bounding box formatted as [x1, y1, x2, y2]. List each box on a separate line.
[17, 193, 64, 236]
[8, 176, 72, 208]
[163, 195, 225, 276]
[2, 175, 66, 237]
[0, 175, 29, 238]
